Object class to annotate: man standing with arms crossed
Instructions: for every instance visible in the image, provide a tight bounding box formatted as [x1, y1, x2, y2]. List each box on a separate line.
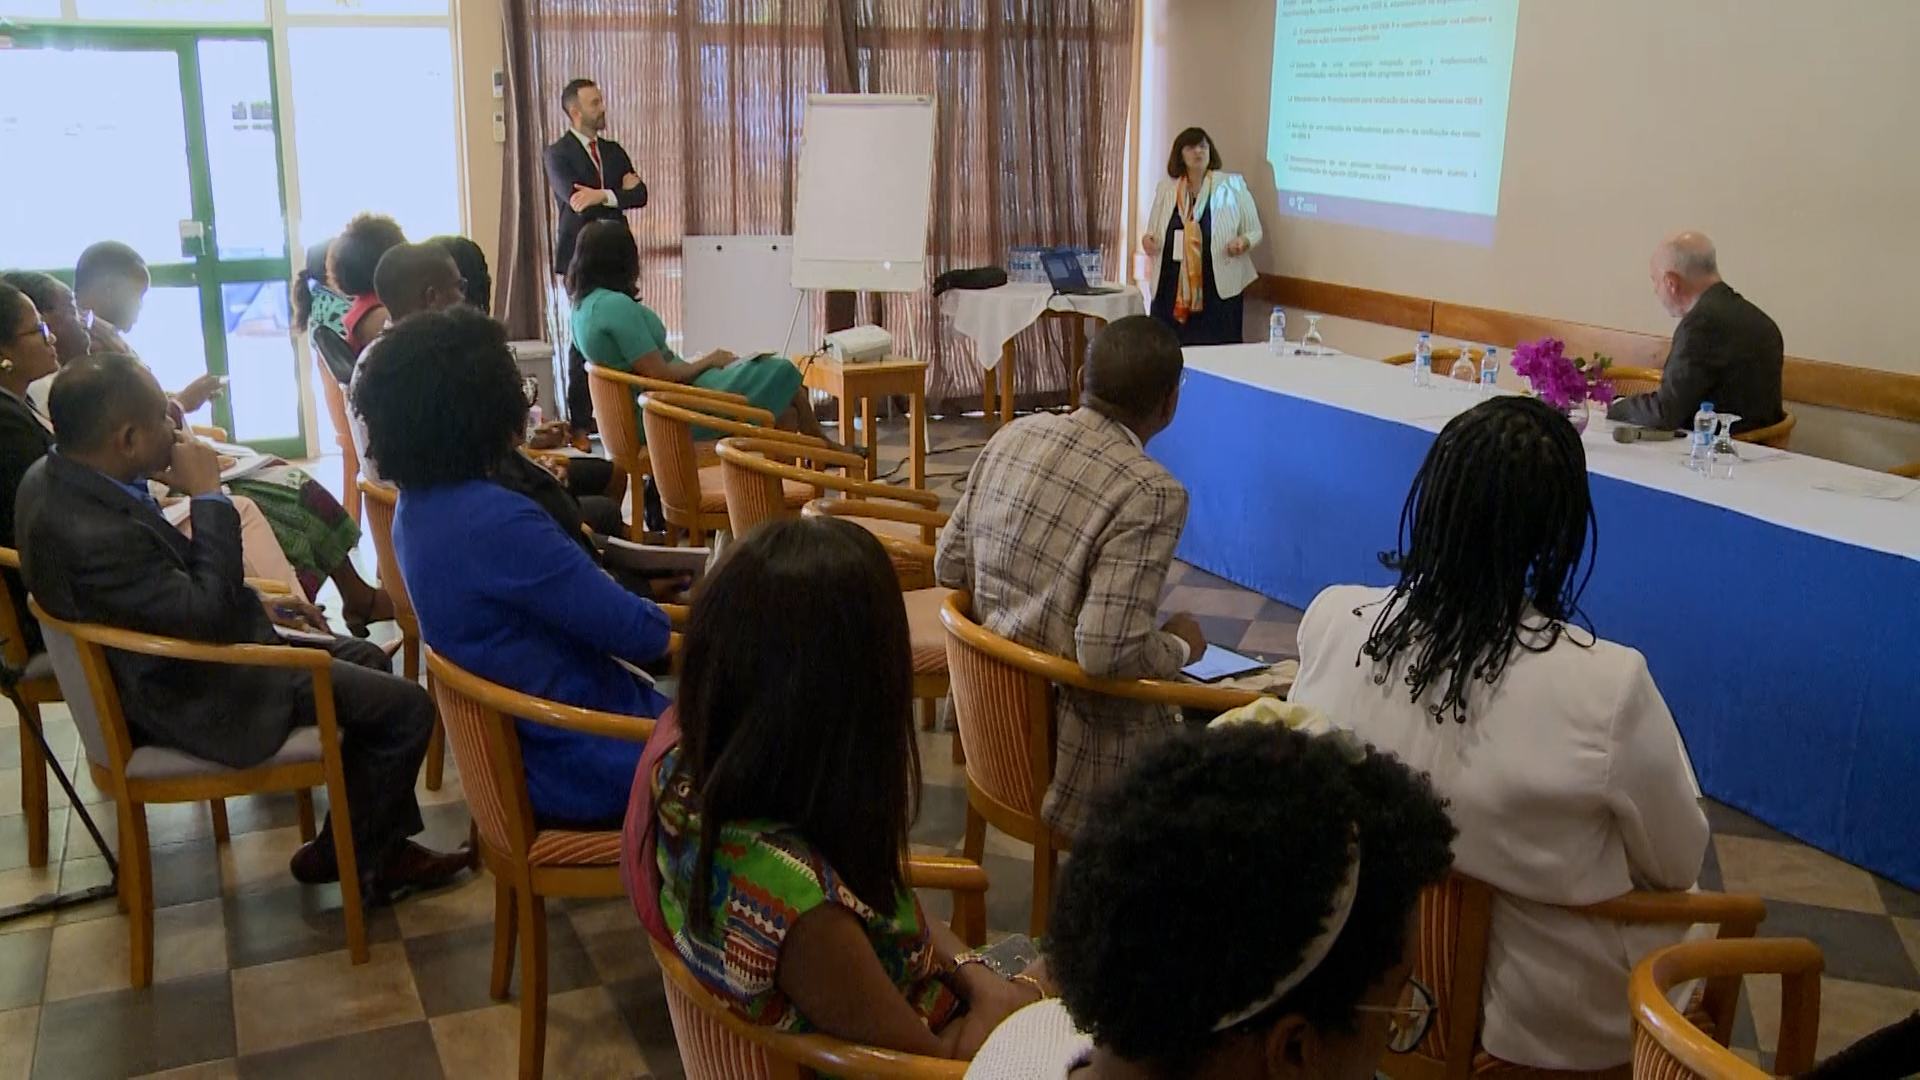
[545, 78, 646, 436]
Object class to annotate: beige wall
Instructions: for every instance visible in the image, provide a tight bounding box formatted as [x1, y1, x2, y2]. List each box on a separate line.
[454, 0, 504, 274]
[1143, 0, 1920, 376]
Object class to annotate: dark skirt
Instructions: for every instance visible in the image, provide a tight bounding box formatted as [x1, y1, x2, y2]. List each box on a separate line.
[1150, 210, 1245, 346]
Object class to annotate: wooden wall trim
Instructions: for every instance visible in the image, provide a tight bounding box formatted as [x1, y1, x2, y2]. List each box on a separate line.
[1255, 274, 1920, 424]
[1248, 275, 1433, 333]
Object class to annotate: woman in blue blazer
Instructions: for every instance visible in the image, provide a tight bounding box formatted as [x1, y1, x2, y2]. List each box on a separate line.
[353, 306, 671, 829]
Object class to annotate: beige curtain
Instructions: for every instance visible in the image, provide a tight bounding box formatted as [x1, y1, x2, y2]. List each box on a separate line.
[496, 0, 1138, 412]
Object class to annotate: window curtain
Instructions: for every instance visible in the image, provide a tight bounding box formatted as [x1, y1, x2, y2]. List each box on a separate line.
[496, 0, 1138, 412]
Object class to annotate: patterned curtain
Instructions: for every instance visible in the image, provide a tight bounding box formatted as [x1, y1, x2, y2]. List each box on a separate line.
[496, 0, 1138, 412]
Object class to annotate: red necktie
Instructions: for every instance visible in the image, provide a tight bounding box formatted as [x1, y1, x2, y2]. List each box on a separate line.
[586, 139, 604, 187]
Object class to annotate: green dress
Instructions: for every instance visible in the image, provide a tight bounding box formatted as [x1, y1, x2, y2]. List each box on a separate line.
[570, 288, 804, 441]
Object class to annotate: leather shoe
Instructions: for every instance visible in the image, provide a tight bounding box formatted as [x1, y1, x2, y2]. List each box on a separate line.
[365, 840, 473, 905]
[289, 839, 341, 885]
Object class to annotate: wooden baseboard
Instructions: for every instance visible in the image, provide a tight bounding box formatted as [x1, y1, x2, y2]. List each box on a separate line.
[1256, 274, 1920, 424]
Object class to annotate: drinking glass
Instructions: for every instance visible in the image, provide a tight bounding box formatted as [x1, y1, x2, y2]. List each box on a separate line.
[1302, 314, 1325, 353]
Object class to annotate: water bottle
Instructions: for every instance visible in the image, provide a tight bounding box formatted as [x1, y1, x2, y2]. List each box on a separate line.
[525, 403, 543, 442]
[1268, 308, 1287, 356]
[1479, 346, 1500, 396]
[1412, 333, 1433, 387]
[1689, 401, 1716, 473]
[1448, 345, 1478, 387]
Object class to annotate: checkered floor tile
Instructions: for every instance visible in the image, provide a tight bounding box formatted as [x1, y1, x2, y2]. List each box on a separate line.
[0, 414, 1913, 1077]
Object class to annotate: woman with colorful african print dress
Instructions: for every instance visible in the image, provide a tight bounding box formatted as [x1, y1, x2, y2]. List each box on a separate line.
[624, 517, 1039, 1058]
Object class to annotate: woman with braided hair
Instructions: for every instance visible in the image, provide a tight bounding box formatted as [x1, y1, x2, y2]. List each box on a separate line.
[1289, 395, 1708, 1073]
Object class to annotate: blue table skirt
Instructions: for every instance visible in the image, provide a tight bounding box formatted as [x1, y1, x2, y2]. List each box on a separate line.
[1155, 369, 1920, 889]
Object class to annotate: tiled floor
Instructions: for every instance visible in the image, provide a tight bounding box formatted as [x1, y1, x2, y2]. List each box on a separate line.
[0, 413, 1915, 1077]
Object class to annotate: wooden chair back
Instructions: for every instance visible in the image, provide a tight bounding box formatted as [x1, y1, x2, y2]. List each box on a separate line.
[355, 481, 418, 640]
[1609, 365, 1665, 398]
[639, 391, 795, 539]
[716, 437, 935, 540]
[649, 937, 967, 1080]
[1630, 939, 1824, 1080]
[424, 647, 656, 866]
[1734, 411, 1796, 449]
[1401, 873, 1768, 1080]
[0, 546, 40, 673]
[313, 327, 362, 525]
[801, 499, 945, 590]
[588, 364, 753, 538]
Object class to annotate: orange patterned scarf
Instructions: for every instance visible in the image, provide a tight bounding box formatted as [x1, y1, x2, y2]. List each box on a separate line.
[1174, 172, 1210, 323]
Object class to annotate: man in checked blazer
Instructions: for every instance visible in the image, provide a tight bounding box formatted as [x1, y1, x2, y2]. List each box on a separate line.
[935, 315, 1207, 838]
[545, 77, 647, 433]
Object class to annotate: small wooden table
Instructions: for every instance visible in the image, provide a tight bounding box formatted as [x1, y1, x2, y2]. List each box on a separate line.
[801, 354, 930, 490]
[983, 309, 1101, 426]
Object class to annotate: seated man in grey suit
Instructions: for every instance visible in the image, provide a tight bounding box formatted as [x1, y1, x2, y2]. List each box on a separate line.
[17, 353, 471, 902]
[1608, 231, 1784, 434]
[935, 316, 1207, 839]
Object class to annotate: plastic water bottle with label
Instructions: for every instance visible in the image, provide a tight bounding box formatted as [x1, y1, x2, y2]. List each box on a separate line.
[1449, 344, 1479, 387]
[1412, 333, 1433, 387]
[1689, 401, 1717, 473]
[1479, 347, 1500, 396]
[1269, 309, 1287, 356]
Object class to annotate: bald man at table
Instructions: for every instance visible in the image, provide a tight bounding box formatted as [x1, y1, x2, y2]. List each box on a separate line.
[1608, 232, 1784, 435]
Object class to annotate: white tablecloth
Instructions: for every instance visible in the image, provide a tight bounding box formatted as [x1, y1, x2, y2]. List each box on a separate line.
[940, 283, 1147, 371]
[1186, 344, 1920, 562]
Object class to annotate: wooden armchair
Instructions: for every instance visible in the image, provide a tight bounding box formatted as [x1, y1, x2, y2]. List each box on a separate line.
[938, 591, 1258, 936]
[0, 547, 62, 868]
[356, 479, 444, 791]
[1608, 365, 1665, 398]
[312, 326, 363, 526]
[1630, 938, 1823, 1080]
[584, 363, 748, 540]
[1399, 873, 1767, 1080]
[640, 391, 827, 546]
[718, 437, 953, 730]
[649, 853, 990, 1080]
[31, 600, 357, 986]
[426, 641, 687, 1080]
[1735, 412, 1796, 450]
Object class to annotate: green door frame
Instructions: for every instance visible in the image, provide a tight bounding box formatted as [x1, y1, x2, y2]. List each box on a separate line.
[6, 24, 302, 458]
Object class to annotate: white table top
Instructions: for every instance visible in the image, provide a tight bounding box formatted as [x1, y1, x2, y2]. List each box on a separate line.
[1185, 344, 1920, 563]
[940, 283, 1147, 370]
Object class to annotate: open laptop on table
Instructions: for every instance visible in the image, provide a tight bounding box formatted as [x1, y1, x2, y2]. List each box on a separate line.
[1040, 248, 1124, 296]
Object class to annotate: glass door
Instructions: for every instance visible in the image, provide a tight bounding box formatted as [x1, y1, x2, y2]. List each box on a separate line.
[0, 28, 301, 456]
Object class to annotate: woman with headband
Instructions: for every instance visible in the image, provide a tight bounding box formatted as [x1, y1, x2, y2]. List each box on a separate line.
[968, 718, 1457, 1079]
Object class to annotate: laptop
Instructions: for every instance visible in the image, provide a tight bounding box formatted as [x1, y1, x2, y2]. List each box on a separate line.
[1039, 248, 1123, 296]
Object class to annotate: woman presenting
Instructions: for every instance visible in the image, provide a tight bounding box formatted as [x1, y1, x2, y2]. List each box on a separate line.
[1142, 127, 1263, 345]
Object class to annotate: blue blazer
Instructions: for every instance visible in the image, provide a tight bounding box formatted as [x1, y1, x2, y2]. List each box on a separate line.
[395, 479, 671, 824]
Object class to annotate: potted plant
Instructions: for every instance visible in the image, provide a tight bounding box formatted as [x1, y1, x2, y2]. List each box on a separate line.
[1511, 338, 1616, 431]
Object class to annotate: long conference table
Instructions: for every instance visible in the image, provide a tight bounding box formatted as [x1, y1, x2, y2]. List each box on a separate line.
[1153, 345, 1920, 889]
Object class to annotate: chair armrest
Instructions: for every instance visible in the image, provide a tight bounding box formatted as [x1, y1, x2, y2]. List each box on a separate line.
[0, 546, 19, 571]
[586, 363, 749, 404]
[1577, 890, 1767, 936]
[906, 856, 991, 895]
[246, 578, 292, 596]
[643, 390, 779, 429]
[1891, 462, 1920, 479]
[423, 645, 658, 743]
[191, 424, 229, 441]
[804, 499, 948, 530]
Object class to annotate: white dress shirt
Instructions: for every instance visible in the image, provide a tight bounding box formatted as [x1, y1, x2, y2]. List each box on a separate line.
[1289, 584, 1709, 1070]
[571, 128, 619, 209]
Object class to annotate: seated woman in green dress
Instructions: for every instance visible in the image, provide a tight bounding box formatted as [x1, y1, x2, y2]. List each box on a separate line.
[564, 220, 829, 442]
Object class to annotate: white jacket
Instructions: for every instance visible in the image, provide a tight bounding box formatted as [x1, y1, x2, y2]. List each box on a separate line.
[1143, 171, 1263, 300]
[1290, 585, 1709, 1071]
